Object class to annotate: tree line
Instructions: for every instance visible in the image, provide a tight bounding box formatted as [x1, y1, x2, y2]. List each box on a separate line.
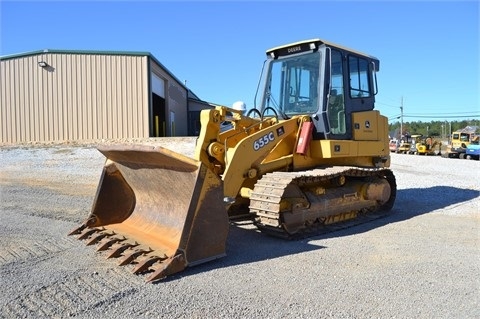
[388, 119, 479, 139]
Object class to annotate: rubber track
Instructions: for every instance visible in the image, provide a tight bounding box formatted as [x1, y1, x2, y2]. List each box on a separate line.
[249, 166, 397, 239]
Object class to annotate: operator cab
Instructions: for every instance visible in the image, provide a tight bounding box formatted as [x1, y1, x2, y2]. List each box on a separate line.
[256, 39, 379, 140]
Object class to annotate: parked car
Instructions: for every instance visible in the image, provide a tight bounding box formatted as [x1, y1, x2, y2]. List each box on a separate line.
[389, 139, 399, 152]
[466, 140, 480, 160]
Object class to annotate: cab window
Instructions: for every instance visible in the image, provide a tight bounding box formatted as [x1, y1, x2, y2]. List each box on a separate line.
[267, 51, 321, 115]
[328, 50, 346, 135]
[349, 56, 371, 98]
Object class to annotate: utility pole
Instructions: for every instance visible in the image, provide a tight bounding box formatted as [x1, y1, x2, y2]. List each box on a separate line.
[448, 121, 451, 144]
[400, 96, 404, 140]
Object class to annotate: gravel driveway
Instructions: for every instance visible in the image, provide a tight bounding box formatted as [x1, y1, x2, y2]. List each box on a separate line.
[1, 138, 479, 319]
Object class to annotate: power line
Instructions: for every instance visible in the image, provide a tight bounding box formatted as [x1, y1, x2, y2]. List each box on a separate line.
[403, 114, 480, 119]
[376, 101, 400, 108]
[388, 114, 401, 119]
[382, 110, 479, 116]
[384, 111, 480, 119]
[389, 114, 480, 121]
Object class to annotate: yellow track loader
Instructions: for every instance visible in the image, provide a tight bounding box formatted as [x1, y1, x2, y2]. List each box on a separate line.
[70, 39, 396, 282]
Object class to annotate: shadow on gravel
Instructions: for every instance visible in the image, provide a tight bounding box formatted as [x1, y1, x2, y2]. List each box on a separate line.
[390, 185, 478, 219]
[159, 185, 478, 283]
[320, 185, 479, 239]
[158, 224, 326, 284]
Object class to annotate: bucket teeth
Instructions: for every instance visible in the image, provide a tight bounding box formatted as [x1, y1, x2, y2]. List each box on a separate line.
[68, 216, 98, 236]
[106, 242, 138, 259]
[131, 255, 167, 274]
[85, 230, 115, 246]
[118, 248, 153, 266]
[78, 227, 104, 240]
[96, 236, 126, 251]
[146, 253, 186, 283]
[68, 223, 87, 236]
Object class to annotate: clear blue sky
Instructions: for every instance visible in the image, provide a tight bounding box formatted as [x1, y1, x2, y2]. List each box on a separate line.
[1, 0, 479, 123]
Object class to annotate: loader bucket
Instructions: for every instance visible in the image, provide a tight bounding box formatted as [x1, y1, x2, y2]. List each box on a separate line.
[69, 144, 229, 282]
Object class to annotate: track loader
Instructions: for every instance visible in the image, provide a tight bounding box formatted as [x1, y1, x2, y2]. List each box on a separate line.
[70, 39, 396, 282]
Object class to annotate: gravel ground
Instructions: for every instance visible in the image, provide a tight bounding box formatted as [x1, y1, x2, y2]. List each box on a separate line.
[1, 138, 479, 319]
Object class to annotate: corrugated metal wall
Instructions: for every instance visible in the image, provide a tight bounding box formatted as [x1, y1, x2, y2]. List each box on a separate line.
[0, 53, 150, 143]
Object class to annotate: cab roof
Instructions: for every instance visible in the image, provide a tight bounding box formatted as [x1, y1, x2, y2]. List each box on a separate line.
[266, 38, 380, 69]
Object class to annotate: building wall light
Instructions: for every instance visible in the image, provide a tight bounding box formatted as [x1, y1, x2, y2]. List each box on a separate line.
[38, 61, 48, 67]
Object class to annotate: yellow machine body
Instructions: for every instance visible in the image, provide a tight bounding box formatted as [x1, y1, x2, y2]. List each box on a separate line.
[70, 39, 397, 282]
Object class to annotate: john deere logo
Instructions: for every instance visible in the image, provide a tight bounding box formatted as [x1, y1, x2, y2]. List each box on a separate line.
[365, 120, 370, 128]
[287, 46, 302, 53]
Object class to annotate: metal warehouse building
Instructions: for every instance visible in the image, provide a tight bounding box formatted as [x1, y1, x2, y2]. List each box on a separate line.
[0, 49, 212, 144]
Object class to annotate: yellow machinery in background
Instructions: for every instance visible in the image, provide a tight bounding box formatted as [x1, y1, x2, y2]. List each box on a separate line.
[409, 134, 442, 155]
[396, 134, 412, 154]
[70, 39, 397, 282]
[445, 127, 478, 159]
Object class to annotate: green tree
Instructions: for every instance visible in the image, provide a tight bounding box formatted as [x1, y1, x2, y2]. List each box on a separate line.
[388, 119, 479, 139]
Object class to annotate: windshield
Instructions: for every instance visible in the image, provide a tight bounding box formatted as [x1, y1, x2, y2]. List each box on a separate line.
[263, 51, 321, 116]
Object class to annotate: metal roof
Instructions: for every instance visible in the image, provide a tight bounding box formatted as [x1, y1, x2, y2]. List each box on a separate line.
[0, 48, 190, 92]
